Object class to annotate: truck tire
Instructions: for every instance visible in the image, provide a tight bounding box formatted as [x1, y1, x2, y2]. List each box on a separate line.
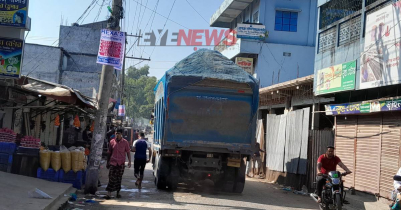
[167, 163, 179, 190]
[155, 155, 168, 190]
[221, 166, 236, 192]
[233, 158, 246, 193]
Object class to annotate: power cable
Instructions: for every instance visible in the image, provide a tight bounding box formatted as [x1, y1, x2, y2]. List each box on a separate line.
[185, 0, 209, 25]
[131, 0, 189, 29]
[149, 0, 177, 58]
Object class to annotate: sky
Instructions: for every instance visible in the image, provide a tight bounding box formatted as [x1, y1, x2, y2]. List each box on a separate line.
[26, 0, 225, 79]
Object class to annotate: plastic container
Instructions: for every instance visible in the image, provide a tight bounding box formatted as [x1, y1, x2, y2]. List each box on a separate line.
[82, 170, 86, 185]
[59, 169, 83, 189]
[37, 168, 60, 182]
[0, 153, 12, 165]
[0, 142, 17, 155]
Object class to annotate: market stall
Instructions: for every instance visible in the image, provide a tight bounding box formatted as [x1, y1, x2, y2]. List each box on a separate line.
[0, 76, 97, 189]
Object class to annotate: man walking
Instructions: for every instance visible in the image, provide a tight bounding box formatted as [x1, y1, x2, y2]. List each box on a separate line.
[132, 132, 152, 189]
[105, 127, 131, 199]
[251, 142, 264, 178]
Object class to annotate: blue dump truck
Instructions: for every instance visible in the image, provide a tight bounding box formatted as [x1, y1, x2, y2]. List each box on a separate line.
[152, 49, 259, 193]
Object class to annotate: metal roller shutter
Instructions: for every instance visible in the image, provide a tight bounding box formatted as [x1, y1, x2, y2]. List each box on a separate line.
[335, 116, 357, 188]
[380, 112, 401, 198]
[355, 115, 381, 194]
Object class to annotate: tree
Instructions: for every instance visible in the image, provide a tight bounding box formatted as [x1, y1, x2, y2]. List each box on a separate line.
[124, 65, 157, 121]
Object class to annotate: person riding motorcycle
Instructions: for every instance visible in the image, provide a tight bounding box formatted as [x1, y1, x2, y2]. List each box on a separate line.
[316, 146, 352, 203]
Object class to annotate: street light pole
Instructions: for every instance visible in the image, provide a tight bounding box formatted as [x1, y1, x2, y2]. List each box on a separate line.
[85, 0, 123, 194]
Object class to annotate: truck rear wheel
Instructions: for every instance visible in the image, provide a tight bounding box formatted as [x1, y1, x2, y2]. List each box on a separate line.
[233, 158, 246, 193]
[155, 155, 169, 190]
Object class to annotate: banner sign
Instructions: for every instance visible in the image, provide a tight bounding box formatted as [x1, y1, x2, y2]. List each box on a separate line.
[97, 29, 125, 70]
[118, 105, 125, 117]
[235, 57, 253, 74]
[237, 24, 266, 40]
[315, 60, 356, 95]
[0, 37, 23, 79]
[325, 98, 401, 115]
[0, 0, 28, 28]
[360, 3, 401, 89]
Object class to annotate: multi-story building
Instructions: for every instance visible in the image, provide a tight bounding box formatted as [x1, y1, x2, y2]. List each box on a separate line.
[314, 0, 401, 199]
[211, 0, 318, 88]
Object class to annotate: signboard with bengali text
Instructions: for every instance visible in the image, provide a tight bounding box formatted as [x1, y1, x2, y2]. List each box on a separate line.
[315, 60, 356, 95]
[237, 24, 266, 40]
[0, 0, 28, 28]
[0, 37, 23, 79]
[235, 57, 253, 74]
[325, 98, 401, 115]
[360, 3, 401, 89]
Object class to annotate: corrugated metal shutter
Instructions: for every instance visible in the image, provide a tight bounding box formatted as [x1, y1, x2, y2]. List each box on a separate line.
[355, 115, 381, 194]
[380, 112, 401, 198]
[335, 116, 357, 188]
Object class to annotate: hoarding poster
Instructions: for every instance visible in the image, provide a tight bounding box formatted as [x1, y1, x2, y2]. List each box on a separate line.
[360, 3, 401, 89]
[0, 37, 23, 79]
[235, 57, 254, 74]
[0, 0, 29, 28]
[315, 60, 356, 95]
[237, 24, 266, 40]
[325, 98, 401, 115]
[96, 29, 125, 70]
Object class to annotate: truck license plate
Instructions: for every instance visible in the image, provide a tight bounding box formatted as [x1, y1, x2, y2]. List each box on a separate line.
[227, 158, 241, 167]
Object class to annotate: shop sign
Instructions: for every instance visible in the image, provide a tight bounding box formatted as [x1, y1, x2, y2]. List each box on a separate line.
[0, 0, 28, 28]
[325, 98, 401, 115]
[237, 24, 266, 40]
[235, 57, 253, 74]
[96, 29, 125, 70]
[0, 37, 23, 79]
[360, 3, 401, 89]
[315, 60, 356, 95]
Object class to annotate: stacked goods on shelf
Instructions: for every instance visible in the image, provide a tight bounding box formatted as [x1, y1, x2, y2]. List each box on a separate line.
[39, 150, 51, 171]
[0, 142, 17, 173]
[51, 151, 61, 171]
[0, 128, 17, 143]
[60, 147, 71, 172]
[20, 136, 41, 148]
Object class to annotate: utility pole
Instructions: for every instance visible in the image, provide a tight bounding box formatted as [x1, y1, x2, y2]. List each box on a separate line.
[85, 0, 123, 194]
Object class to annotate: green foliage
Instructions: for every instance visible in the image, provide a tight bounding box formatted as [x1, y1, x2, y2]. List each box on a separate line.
[124, 65, 157, 120]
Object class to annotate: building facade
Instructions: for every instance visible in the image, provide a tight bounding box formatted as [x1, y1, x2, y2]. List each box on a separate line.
[211, 0, 318, 88]
[23, 21, 120, 99]
[314, 0, 401, 198]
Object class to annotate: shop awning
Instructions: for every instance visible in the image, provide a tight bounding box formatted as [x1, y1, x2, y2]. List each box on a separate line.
[17, 76, 97, 109]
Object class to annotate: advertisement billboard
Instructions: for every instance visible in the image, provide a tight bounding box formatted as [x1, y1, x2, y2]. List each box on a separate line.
[97, 29, 125, 70]
[0, 37, 23, 79]
[315, 60, 356, 95]
[0, 0, 29, 28]
[325, 98, 401, 115]
[235, 57, 253, 74]
[237, 24, 266, 40]
[360, 3, 401, 89]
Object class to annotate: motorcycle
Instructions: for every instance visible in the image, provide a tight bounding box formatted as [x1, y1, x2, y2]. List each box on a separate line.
[310, 171, 348, 210]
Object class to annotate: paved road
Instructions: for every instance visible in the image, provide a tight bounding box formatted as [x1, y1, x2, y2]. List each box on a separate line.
[65, 136, 386, 210]
[69, 158, 319, 210]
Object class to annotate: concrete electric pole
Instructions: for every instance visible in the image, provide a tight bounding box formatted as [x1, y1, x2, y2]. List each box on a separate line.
[85, 0, 123, 194]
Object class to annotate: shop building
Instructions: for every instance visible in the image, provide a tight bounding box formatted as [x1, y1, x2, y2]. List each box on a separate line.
[315, 0, 401, 198]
